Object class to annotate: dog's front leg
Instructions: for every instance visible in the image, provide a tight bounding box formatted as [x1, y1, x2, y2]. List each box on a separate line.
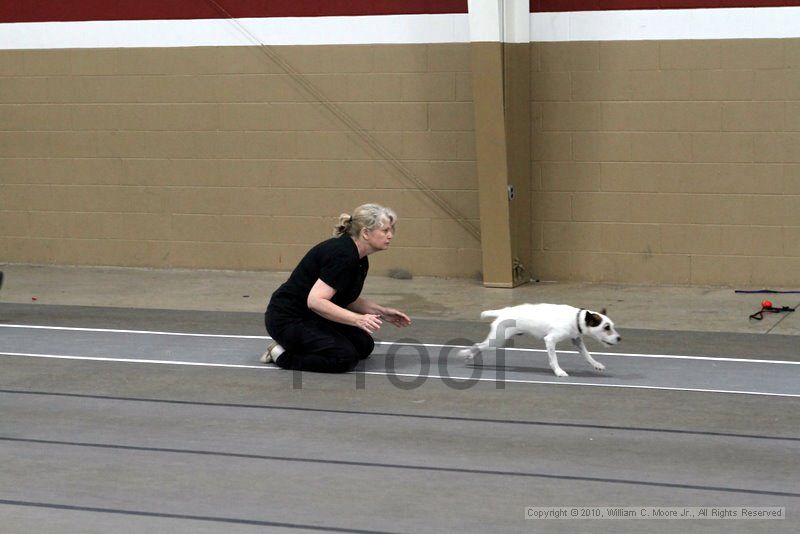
[572, 337, 605, 372]
[544, 336, 568, 377]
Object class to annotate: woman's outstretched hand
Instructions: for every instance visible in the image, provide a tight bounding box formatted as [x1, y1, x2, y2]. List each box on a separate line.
[380, 308, 411, 328]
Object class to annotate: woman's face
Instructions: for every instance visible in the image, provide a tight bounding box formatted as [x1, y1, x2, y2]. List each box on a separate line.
[363, 219, 394, 251]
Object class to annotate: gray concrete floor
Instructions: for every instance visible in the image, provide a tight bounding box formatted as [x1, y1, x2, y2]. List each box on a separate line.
[2, 263, 800, 334]
[1, 264, 799, 533]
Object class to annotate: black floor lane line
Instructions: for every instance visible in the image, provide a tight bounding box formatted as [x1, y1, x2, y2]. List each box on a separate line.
[2, 389, 799, 443]
[0, 499, 396, 533]
[3, 436, 799, 498]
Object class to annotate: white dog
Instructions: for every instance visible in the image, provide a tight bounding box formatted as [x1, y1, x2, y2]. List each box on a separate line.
[458, 304, 621, 377]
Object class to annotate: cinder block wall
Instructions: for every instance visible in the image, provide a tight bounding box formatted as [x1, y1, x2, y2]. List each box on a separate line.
[0, 45, 480, 277]
[4, 37, 800, 286]
[530, 40, 800, 286]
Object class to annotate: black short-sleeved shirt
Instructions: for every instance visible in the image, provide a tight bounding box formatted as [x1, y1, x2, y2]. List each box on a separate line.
[266, 235, 368, 325]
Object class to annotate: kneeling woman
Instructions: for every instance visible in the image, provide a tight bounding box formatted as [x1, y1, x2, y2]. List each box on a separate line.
[262, 204, 411, 373]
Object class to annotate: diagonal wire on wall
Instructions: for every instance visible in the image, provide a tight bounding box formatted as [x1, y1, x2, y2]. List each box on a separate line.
[203, 0, 481, 242]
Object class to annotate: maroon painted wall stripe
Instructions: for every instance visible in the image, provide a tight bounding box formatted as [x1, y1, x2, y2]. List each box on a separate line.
[531, 1, 800, 12]
[3, 1, 796, 24]
[0, 1, 468, 24]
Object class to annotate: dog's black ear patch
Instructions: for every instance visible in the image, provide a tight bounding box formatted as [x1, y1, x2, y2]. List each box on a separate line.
[586, 312, 603, 327]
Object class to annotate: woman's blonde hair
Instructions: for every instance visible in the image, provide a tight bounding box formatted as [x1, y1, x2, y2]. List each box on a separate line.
[334, 203, 397, 238]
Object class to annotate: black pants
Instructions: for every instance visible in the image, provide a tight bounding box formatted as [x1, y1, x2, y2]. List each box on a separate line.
[265, 312, 374, 373]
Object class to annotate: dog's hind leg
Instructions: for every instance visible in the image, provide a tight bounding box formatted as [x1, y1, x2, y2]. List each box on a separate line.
[544, 335, 568, 377]
[459, 317, 517, 361]
[458, 345, 480, 360]
[572, 337, 605, 372]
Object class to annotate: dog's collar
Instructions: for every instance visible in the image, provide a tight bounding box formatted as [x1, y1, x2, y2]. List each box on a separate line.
[577, 309, 585, 334]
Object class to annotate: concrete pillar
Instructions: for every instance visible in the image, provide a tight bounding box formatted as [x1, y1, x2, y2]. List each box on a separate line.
[468, 0, 531, 288]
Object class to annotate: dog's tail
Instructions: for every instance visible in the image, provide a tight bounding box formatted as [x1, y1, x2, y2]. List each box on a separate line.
[480, 308, 504, 320]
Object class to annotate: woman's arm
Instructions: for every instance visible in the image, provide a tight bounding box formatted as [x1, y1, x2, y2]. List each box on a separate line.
[307, 279, 383, 333]
[347, 297, 383, 315]
[348, 297, 411, 328]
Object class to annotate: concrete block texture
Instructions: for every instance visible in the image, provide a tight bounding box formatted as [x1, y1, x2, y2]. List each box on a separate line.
[0, 44, 479, 278]
[529, 38, 800, 286]
[2, 37, 799, 286]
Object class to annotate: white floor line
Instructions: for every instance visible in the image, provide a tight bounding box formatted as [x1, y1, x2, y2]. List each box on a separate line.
[2, 350, 798, 399]
[0, 351, 271, 370]
[0, 324, 267, 339]
[2, 323, 798, 366]
[358, 369, 800, 399]
[376, 341, 800, 366]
